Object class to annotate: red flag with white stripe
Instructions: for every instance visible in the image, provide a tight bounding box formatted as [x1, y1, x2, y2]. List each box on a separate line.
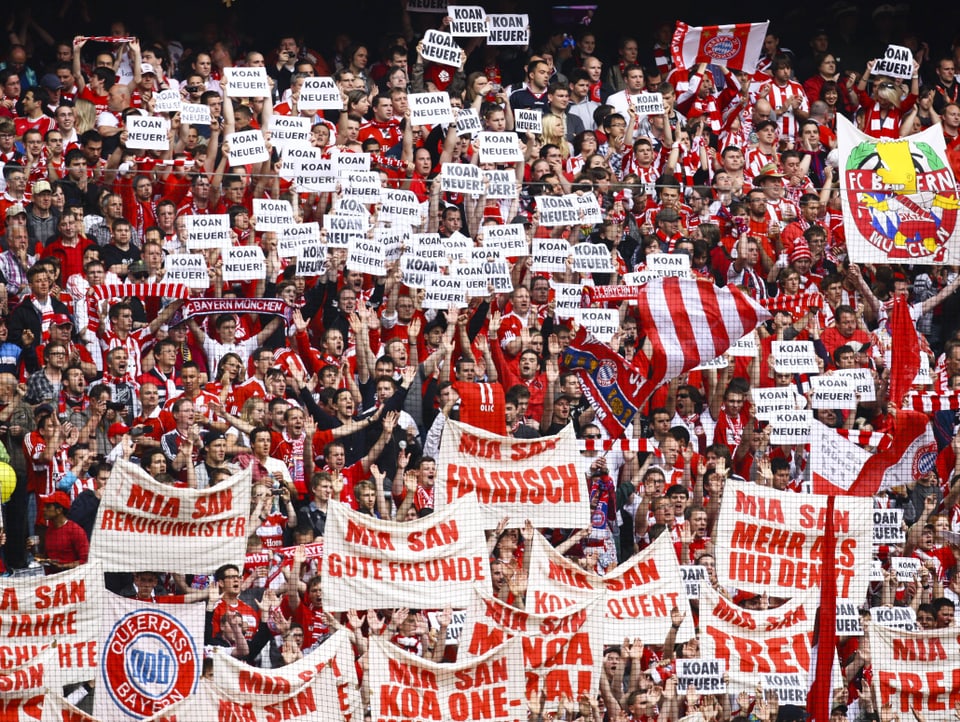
[670, 20, 770, 71]
[634, 277, 771, 406]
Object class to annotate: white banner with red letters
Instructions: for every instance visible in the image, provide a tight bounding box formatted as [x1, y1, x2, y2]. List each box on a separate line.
[94, 593, 205, 721]
[0, 646, 58, 722]
[869, 624, 960, 721]
[526, 533, 696, 645]
[0, 562, 103, 685]
[714, 479, 872, 601]
[90, 460, 251, 574]
[699, 585, 815, 691]
[460, 588, 604, 710]
[206, 630, 361, 722]
[369, 636, 527, 722]
[321, 498, 490, 612]
[438, 420, 590, 529]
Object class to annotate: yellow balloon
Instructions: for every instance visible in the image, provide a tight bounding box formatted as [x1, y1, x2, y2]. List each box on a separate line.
[0, 462, 16, 504]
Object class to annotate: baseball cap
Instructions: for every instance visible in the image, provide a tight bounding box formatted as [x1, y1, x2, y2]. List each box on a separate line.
[40, 490, 72, 510]
[658, 208, 680, 223]
[108, 422, 131, 438]
[50, 313, 72, 326]
[5, 204, 25, 218]
[140, 63, 157, 76]
[40, 74, 62, 90]
[32, 180, 52, 194]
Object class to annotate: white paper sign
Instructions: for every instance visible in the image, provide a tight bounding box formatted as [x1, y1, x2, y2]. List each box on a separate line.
[407, 0, 447, 12]
[574, 308, 619, 342]
[283, 146, 335, 192]
[299, 77, 343, 111]
[761, 672, 808, 706]
[380, 189, 422, 225]
[253, 199, 295, 231]
[483, 169, 518, 199]
[680, 564, 706, 600]
[572, 242, 614, 273]
[347, 236, 386, 275]
[677, 659, 727, 694]
[836, 602, 864, 636]
[532, 237, 571, 272]
[268, 115, 311, 149]
[873, 45, 914, 80]
[874, 508, 905, 545]
[631, 92, 666, 115]
[125, 115, 170, 151]
[401, 255, 439, 288]
[769, 409, 813, 445]
[514, 108, 543, 133]
[224, 66, 271, 97]
[552, 281, 584, 317]
[570, 192, 603, 225]
[421, 29, 464, 69]
[836, 368, 876, 402]
[342, 170, 382, 203]
[871, 605, 917, 631]
[423, 274, 466, 309]
[752, 387, 800, 421]
[487, 14, 529, 45]
[440, 162, 483, 194]
[772, 340, 820, 374]
[221, 245, 266, 282]
[335, 150, 371, 174]
[890, 556, 921, 583]
[226, 129, 269, 165]
[278, 222, 319, 258]
[185, 214, 232, 249]
[646, 252, 693, 279]
[480, 223, 527, 256]
[456, 107, 483, 136]
[409, 91, 454, 126]
[180, 102, 211, 125]
[163, 253, 210, 289]
[448, 5, 488, 36]
[297, 241, 328, 276]
[477, 131, 523, 163]
[727, 330, 759, 357]
[154, 89, 182, 113]
[480, 258, 513, 293]
[811, 373, 858, 410]
[454, 261, 488, 297]
[324, 214, 369, 248]
[537, 195, 579, 226]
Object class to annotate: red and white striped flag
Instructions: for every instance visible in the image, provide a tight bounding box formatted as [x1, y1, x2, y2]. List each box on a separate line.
[634, 277, 771, 405]
[670, 20, 769, 71]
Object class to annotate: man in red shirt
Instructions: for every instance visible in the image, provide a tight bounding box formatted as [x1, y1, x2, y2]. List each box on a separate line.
[358, 95, 401, 151]
[35, 490, 88, 574]
[41, 212, 93, 281]
[210, 563, 258, 641]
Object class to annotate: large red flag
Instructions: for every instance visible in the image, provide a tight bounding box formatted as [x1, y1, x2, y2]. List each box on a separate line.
[887, 294, 920, 407]
[670, 21, 769, 71]
[807, 496, 837, 722]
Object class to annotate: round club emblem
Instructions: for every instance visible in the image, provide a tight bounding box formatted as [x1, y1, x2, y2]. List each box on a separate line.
[596, 360, 618, 388]
[704, 34, 741, 61]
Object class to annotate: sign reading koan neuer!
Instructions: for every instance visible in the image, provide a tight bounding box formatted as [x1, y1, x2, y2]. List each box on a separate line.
[125, 115, 170, 151]
[714, 479, 872, 601]
[90, 459, 251, 574]
[438, 420, 589, 529]
[321, 497, 490, 612]
[184, 214, 231, 250]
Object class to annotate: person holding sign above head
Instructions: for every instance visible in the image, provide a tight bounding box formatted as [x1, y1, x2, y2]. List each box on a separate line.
[854, 56, 919, 138]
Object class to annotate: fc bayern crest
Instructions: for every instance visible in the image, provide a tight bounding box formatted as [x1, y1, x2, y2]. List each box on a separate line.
[595, 359, 618, 388]
[704, 34, 741, 60]
[841, 125, 960, 263]
[101, 607, 201, 719]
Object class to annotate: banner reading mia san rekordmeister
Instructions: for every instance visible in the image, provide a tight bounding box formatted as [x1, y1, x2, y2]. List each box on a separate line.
[438, 420, 590, 529]
[90, 459, 250, 574]
[714, 479, 872, 601]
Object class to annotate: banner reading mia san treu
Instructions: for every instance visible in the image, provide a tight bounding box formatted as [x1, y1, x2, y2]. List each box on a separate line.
[90, 460, 250, 574]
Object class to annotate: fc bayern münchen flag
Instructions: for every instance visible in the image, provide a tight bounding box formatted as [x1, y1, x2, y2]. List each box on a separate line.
[838, 115, 960, 265]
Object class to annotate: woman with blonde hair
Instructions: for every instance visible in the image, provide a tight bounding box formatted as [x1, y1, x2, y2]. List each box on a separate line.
[73, 98, 97, 135]
[854, 57, 919, 138]
[540, 113, 572, 159]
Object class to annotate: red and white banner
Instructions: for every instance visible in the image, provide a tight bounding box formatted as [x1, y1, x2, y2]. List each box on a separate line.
[670, 21, 769, 71]
[460, 588, 604, 709]
[438, 420, 590, 529]
[699, 585, 814, 693]
[0, 646, 57, 722]
[94, 593, 205, 721]
[838, 115, 960, 265]
[90, 460, 251, 574]
[0, 562, 103, 685]
[714, 479, 873, 601]
[90, 283, 191, 303]
[207, 630, 361, 722]
[634, 277, 771, 407]
[368, 636, 527, 722]
[526, 533, 696, 645]
[244, 540, 324, 586]
[321, 498, 490, 612]
[811, 412, 937, 496]
[870, 624, 960, 721]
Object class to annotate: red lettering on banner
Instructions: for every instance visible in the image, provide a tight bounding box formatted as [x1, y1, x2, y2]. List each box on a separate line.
[0, 696, 43, 720]
[447, 687, 510, 720]
[344, 520, 395, 550]
[523, 633, 593, 668]
[704, 627, 811, 673]
[764, 605, 807, 632]
[7, 610, 78, 637]
[734, 491, 784, 522]
[387, 659, 438, 689]
[444, 464, 581, 504]
[0, 644, 41, 666]
[459, 432, 502, 459]
[326, 554, 385, 579]
[126, 484, 181, 518]
[263, 686, 316, 722]
[407, 521, 459, 551]
[34, 580, 85, 608]
[510, 438, 559, 461]
[379, 685, 443, 719]
[532, 591, 579, 614]
[482, 599, 527, 632]
[607, 593, 681, 620]
[0, 662, 43, 692]
[531, 668, 595, 701]
[538, 609, 586, 635]
[877, 670, 960, 711]
[468, 624, 507, 656]
[798, 504, 850, 532]
[58, 640, 96, 668]
[0, 588, 17, 611]
[192, 488, 233, 518]
[892, 637, 947, 662]
[238, 668, 292, 695]
[727, 551, 773, 584]
[547, 561, 593, 589]
[712, 601, 757, 630]
[454, 658, 509, 689]
[605, 559, 660, 590]
[219, 699, 256, 722]
[729, 522, 805, 557]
